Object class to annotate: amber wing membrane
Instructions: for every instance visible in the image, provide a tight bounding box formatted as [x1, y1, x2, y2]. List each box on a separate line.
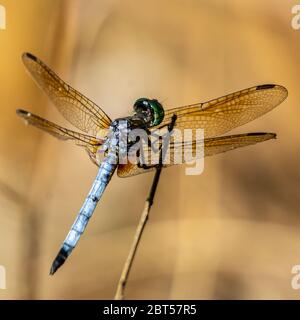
[117, 132, 276, 177]
[22, 53, 112, 136]
[154, 84, 287, 138]
[16, 109, 102, 165]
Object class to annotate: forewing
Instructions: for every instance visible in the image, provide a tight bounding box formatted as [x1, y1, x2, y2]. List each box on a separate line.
[22, 53, 112, 135]
[155, 84, 287, 138]
[117, 132, 276, 177]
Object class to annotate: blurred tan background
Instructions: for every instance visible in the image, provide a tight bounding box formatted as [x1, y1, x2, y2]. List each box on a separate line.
[0, 0, 300, 299]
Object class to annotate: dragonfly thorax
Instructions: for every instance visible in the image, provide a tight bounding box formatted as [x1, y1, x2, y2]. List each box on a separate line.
[105, 118, 137, 156]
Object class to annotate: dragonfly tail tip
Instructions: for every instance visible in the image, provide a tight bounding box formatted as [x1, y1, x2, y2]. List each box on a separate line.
[50, 259, 62, 276]
[49, 247, 69, 276]
[49, 265, 56, 276]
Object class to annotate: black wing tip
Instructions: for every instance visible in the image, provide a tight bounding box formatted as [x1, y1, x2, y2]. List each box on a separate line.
[22, 52, 37, 61]
[256, 84, 288, 101]
[16, 109, 31, 119]
[256, 84, 276, 90]
[256, 83, 288, 93]
[246, 132, 277, 139]
[49, 247, 69, 276]
[16, 108, 28, 115]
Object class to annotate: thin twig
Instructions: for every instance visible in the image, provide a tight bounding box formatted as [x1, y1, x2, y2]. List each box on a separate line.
[114, 114, 177, 300]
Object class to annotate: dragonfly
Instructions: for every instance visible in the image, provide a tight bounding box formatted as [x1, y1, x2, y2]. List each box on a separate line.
[17, 52, 288, 275]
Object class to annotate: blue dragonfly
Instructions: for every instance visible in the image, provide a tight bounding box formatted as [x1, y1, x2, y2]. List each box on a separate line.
[17, 53, 288, 274]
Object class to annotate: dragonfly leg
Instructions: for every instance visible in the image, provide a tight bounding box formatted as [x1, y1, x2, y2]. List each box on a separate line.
[137, 114, 177, 170]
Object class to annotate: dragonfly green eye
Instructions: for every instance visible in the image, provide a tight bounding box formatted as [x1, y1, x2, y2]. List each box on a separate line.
[133, 98, 164, 127]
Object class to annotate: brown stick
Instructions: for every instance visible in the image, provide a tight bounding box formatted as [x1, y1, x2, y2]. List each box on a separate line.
[114, 114, 177, 300]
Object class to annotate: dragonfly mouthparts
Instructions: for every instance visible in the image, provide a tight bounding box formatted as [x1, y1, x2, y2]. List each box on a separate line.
[50, 247, 69, 275]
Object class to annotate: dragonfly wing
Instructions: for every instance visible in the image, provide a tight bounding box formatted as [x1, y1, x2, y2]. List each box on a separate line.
[17, 109, 103, 166]
[22, 53, 112, 135]
[117, 132, 276, 177]
[155, 84, 287, 138]
[196, 132, 276, 157]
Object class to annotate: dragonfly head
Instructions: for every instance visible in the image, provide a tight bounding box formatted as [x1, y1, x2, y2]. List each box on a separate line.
[133, 98, 164, 127]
